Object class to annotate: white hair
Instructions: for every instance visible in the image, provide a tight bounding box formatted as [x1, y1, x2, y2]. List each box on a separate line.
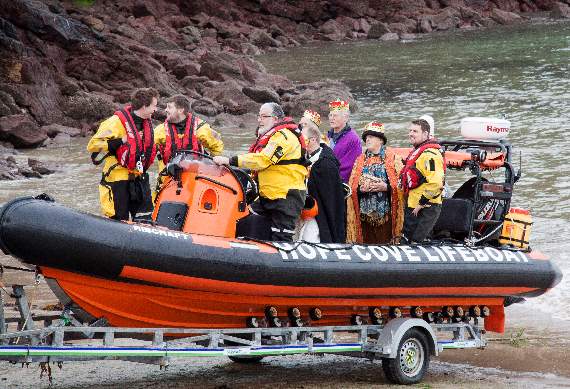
[303, 120, 321, 140]
[260, 102, 284, 119]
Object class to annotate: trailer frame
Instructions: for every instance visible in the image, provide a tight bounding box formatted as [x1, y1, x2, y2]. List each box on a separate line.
[0, 284, 486, 384]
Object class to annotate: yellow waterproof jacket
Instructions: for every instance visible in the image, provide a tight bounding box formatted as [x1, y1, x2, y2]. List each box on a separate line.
[87, 115, 132, 182]
[235, 129, 307, 200]
[406, 148, 445, 208]
[153, 117, 224, 192]
[88, 114, 154, 217]
[154, 117, 224, 162]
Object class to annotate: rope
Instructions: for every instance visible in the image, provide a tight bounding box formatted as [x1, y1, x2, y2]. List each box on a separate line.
[237, 237, 302, 252]
[239, 235, 521, 253]
[467, 223, 505, 246]
[40, 360, 53, 383]
[238, 237, 391, 253]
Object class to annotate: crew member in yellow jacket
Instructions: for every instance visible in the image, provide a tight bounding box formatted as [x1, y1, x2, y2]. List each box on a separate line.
[87, 88, 159, 221]
[213, 102, 308, 241]
[153, 95, 223, 197]
[399, 118, 445, 243]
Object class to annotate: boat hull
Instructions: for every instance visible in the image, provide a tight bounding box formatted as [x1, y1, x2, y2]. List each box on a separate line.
[42, 266, 508, 332]
[0, 197, 563, 333]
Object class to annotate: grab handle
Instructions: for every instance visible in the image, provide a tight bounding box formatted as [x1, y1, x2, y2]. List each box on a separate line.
[195, 175, 238, 195]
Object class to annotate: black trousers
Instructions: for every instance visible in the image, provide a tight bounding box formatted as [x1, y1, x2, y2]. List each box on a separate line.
[108, 173, 153, 221]
[402, 204, 442, 243]
[251, 189, 305, 242]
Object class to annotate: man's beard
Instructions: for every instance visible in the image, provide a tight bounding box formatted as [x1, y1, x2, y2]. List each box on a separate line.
[257, 125, 272, 137]
[168, 113, 186, 123]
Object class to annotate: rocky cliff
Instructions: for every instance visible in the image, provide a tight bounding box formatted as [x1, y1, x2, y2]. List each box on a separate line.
[1, 0, 569, 149]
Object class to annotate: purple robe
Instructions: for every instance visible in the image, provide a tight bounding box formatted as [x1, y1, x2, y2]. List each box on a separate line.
[328, 126, 362, 183]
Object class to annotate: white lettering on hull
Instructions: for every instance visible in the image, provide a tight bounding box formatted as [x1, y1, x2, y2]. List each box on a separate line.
[418, 246, 440, 262]
[133, 225, 189, 240]
[353, 245, 371, 261]
[297, 243, 317, 260]
[273, 242, 296, 260]
[369, 246, 388, 261]
[331, 244, 351, 261]
[472, 248, 490, 262]
[517, 251, 529, 263]
[400, 246, 422, 262]
[432, 246, 448, 261]
[456, 246, 475, 262]
[131, 225, 536, 266]
[277, 243, 536, 265]
[383, 246, 403, 261]
[485, 247, 504, 262]
[442, 246, 458, 262]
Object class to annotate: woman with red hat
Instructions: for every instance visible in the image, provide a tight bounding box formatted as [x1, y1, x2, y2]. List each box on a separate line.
[346, 122, 403, 244]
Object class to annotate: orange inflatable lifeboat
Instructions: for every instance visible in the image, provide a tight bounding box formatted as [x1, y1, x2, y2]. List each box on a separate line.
[0, 143, 562, 334]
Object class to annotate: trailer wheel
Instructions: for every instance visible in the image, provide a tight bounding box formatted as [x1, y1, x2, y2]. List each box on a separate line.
[381, 328, 430, 385]
[228, 355, 264, 363]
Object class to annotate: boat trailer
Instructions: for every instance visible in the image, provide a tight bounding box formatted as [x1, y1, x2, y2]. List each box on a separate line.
[1, 284, 486, 385]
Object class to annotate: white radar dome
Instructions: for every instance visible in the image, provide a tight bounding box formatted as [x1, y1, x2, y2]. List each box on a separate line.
[460, 117, 510, 140]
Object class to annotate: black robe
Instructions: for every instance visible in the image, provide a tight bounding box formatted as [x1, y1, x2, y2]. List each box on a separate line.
[307, 144, 346, 243]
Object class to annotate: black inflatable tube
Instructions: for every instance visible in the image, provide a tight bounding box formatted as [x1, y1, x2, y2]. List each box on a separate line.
[0, 197, 562, 292]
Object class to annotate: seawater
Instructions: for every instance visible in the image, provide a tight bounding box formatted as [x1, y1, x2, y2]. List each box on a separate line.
[260, 22, 570, 328]
[0, 21, 568, 330]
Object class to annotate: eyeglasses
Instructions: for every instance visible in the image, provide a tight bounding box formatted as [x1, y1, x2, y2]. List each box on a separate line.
[257, 114, 274, 119]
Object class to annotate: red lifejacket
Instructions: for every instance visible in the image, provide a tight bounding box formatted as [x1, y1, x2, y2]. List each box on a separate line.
[161, 114, 204, 164]
[399, 140, 445, 194]
[114, 106, 157, 174]
[248, 118, 309, 166]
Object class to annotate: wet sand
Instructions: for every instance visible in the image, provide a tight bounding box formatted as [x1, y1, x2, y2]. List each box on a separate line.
[1, 254, 569, 389]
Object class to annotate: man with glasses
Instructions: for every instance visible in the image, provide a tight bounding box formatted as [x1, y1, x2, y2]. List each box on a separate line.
[300, 110, 346, 243]
[213, 103, 308, 242]
[327, 99, 362, 183]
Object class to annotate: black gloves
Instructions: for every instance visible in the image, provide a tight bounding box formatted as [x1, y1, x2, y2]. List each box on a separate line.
[107, 139, 123, 154]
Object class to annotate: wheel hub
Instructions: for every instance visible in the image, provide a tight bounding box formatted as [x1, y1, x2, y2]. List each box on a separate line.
[399, 338, 424, 377]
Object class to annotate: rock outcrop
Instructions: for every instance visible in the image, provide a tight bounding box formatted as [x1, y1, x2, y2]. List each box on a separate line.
[0, 150, 57, 180]
[0, 0, 564, 150]
[551, 2, 570, 18]
[0, 114, 47, 148]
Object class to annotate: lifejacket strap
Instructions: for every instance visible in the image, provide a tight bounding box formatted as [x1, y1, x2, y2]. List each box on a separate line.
[100, 163, 120, 183]
[419, 195, 430, 206]
[195, 120, 207, 131]
[276, 158, 311, 167]
[91, 152, 111, 166]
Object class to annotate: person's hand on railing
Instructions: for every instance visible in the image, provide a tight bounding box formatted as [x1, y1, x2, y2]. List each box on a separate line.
[213, 156, 230, 165]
